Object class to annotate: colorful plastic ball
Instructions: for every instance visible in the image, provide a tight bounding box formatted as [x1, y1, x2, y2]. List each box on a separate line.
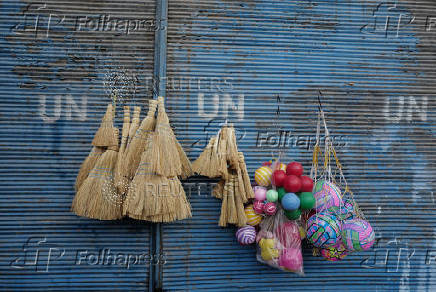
[277, 187, 286, 201]
[283, 175, 302, 193]
[284, 208, 301, 220]
[286, 162, 303, 176]
[266, 189, 278, 202]
[313, 180, 342, 212]
[341, 218, 375, 251]
[300, 176, 314, 192]
[254, 166, 273, 186]
[326, 199, 354, 220]
[306, 211, 342, 248]
[253, 200, 265, 214]
[275, 221, 301, 248]
[320, 241, 348, 261]
[253, 186, 267, 201]
[236, 226, 256, 245]
[299, 192, 315, 210]
[279, 247, 303, 272]
[264, 202, 277, 215]
[245, 205, 262, 226]
[272, 170, 286, 187]
[281, 193, 300, 211]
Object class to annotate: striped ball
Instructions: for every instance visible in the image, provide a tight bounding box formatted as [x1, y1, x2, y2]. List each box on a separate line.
[245, 205, 262, 226]
[307, 211, 341, 248]
[313, 180, 342, 212]
[236, 226, 256, 245]
[254, 166, 273, 186]
[253, 200, 265, 214]
[320, 241, 348, 261]
[341, 218, 375, 251]
[264, 202, 277, 215]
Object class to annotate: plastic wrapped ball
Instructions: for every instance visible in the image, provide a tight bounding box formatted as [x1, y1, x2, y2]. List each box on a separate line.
[279, 247, 303, 272]
[256, 230, 274, 243]
[236, 226, 256, 245]
[253, 186, 267, 201]
[284, 208, 301, 220]
[300, 176, 314, 192]
[253, 200, 265, 214]
[306, 211, 342, 248]
[275, 221, 301, 248]
[264, 202, 277, 215]
[277, 187, 286, 201]
[341, 218, 375, 251]
[286, 162, 303, 176]
[245, 205, 262, 226]
[272, 170, 286, 187]
[313, 180, 342, 212]
[266, 190, 278, 202]
[320, 241, 348, 261]
[281, 193, 300, 211]
[283, 175, 302, 193]
[254, 166, 273, 186]
[299, 192, 315, 210]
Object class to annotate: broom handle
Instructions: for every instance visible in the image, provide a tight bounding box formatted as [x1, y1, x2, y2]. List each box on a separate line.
[120, 106, 131, 152]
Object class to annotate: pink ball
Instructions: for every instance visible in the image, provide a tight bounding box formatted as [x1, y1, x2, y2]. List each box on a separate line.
[254, 186, 267, 201]
[253, 200, 265, 214]
[275, 221, 301, 248]
[264, 202, 277, 215]
[279, 247, 303, 272]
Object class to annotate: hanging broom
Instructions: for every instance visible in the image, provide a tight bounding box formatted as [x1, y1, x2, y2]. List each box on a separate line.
[226, 174, 238, 225]
[218, 178, 229, 227]
[72, 128, 122, 220]
[75, 146, 105, 191]
[215, 128, 229, 180]
[238, 152, 254, 199]
[176, 141, 193, 180]
[233, 174, 247, 227]
[92, 104, 118, 147]
[212, 179, 225, 199]
[114, 106, 130, 195]
[127, 106, 141, 146]
[225, 124, 239, 169]
[192, 136, 219, 177]
[122, 100, 157, 181]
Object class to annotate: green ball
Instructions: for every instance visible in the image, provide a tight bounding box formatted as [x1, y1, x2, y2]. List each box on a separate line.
[299, 192, 315, 210]
[277, 187, 286, 201]
[284, 209, 302, 220]
[266, 189, 278, 202]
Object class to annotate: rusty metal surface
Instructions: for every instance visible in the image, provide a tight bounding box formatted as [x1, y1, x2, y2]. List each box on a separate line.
[162, 0, 436, 291]
[0, 1, 155, 290]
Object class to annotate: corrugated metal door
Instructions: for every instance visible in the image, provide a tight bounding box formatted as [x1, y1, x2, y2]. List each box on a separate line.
[162, 0, 436, 291]
[0, 1, 155, 290]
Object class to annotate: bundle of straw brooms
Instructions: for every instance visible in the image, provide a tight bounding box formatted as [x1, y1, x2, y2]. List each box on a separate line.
[192, 124, 254, 227]
[72, 97, 192, 222]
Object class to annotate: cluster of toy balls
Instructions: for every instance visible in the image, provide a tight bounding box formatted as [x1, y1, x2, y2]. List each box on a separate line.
[254, 161, 316, 221]
[306, 180, 375, 261]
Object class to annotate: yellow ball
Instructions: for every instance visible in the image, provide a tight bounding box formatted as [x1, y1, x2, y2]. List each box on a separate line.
[254, 166, 272, 186]
[245, 205, 262, 226]
[279, 163, 287, 171]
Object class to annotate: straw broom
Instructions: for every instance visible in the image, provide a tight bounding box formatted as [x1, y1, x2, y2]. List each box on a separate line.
[226, 175, 238, 225]
[225, 124, 239, 169]
[75, 146, 105, 191]
[72, 128, 122, 220]
[215, 128, 229, 180]
[233, 174, 247, 227]
[114, 106, 130, 195]
[92, 104, 118, 147]
[122, 100, 157, 181]
[218, 179, 229, 227]
[212, 179, 225, 199]
[127, 106, 141, 146]
[192, 137, 221, 178]
[238, 152, 254, 199]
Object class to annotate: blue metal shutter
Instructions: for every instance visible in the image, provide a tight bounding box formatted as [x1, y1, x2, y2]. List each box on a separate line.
[163, 0, 436, 291]
[0, 1, 155, 290]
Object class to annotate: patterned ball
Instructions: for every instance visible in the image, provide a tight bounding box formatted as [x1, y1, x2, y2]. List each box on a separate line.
[313, 180, 342, 212]
[254, 186, 267, 201]
[236, 226, 256, 245]
[255, 166, 273, 186]
[245, 205, 262, 226]
[326, 199, 355, 220]
[320, 241, 348, 261]
[306, 211, 342, 248]
[279, 247, 303, 272]
[341, 218, 375, 251]
[264, 202, 277, 215]
[253, 200, 265, 214]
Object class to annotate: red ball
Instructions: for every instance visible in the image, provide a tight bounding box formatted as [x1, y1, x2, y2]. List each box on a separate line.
[283, 175, 302, 193]
[300, 176, 313, 192]
[286, 162, 304, 176]
[262, 161, 272, 167]
[272, 170, 286, 187]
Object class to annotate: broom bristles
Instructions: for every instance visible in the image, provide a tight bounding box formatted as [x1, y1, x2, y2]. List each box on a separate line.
[114, 106, 130, 195]
[212, 179, 225, 199]
[176, 141, 193, 180]
[151, 97, 183, 177]
[122, 100, 157, 180]
[233, 175, 247, 227]
[226, 125, 239, 168]
[75, 146, 105, 191]
[218, 179, 229, 227]
[226, 175, 238, 224]
[170, 177, 192, 220]
[192, 137, 220, 177]
[216, 129, 228, 180]
[238, 152, 254, 199]
[127, 106, 141, 146]
[92, 104, 118, 147]
[235, 163, 248, 203]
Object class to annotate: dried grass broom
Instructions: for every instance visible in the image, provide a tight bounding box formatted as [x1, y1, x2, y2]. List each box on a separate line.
[225, 124, 239, 168]
[215, 128, 229, 180]
[212, 179, 225, 199]
[192, 136, 221, 178]
[226, 175, 238, 225]
[127, 106, 141, 145]
[92, 104, 118, 147]
[238, 152, 254, 199]
[114, 106, 130, 195]
[233, 175, 247, 227]
[75, 146, 105, 191]
[218, 179, 229, 227]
